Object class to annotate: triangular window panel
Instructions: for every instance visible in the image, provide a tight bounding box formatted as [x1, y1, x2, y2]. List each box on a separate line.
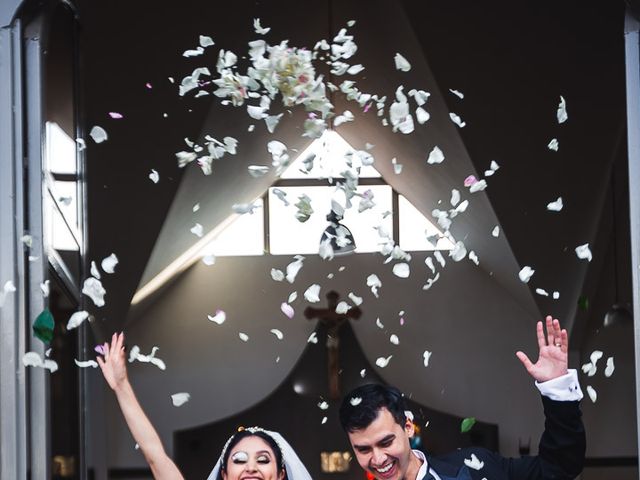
[280, 130, 381, 180]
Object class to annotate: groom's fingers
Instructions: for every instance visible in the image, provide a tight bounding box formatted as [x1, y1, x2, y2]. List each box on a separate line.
[536, 321, 546, 350]
[516, 351, 534, 373]
[545, 316, 554, 346]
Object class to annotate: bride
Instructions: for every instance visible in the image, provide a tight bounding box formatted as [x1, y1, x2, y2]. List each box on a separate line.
[97, 332, 312, 480]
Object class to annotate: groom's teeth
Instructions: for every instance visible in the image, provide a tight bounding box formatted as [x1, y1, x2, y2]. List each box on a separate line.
[376, 463, 393, 473]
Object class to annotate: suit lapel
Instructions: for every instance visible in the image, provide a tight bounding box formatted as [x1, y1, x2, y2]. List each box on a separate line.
[425, 455, 474, 480]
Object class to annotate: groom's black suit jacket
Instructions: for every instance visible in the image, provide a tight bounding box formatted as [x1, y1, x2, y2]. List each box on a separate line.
[423, 397, 585, 480]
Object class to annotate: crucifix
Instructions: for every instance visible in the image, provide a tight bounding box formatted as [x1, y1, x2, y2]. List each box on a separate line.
[304, 290, 362, 399]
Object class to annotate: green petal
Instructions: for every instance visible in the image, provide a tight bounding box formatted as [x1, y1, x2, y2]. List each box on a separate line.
[460, 417, 476, 433]
[33, 308, 55, 344]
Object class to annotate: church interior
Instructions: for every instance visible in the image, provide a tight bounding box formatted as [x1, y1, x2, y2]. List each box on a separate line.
[1, 0, 638, 479]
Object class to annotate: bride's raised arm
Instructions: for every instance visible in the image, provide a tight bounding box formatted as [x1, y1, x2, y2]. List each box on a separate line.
[97, 332, 185, 480]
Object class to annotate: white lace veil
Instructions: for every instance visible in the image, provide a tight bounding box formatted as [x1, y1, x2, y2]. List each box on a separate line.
[206, 428, 312, 480]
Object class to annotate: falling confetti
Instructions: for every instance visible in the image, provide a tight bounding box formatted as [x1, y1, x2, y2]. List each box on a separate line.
[171, 393, 191, 407]
[394, 53, 411, 72]
[548, 138, 559, 151]
[518, 266, 535, 283]
[367, 274, 382, 298]
[207, 310, 226, 325]
[239, 332, 249, 342]
[464, 454, 484, 470]
[423, 350, 432, 367]
[557, 96, 568, 124]
[350, 397, 362, 406]
[605, 357, 615, 377]
[547, 197, 563, 212]
[492, 226, 500, 237]
[75, 359, 98, 368]
[460, 417, 476, 433]
[449, 89, 464, 99]
[307, 332, 318, 344]
[449, 112, 466, 128]
[89, 126, 108, 143]
[281, 303, 295, 319]
[375, 355, 392, 368]
[190, 223, 204, 238]
[101, 253, 119, 274]
[318, 401, 329, 410]
[271, 268, 285, 282]
[66, 311, 90, 330]
[108, 112, 123, 119]
[575, 243, 592, 262]
[149, 169, 160, 183]
[389, 334, 399, 345]
[129, 346, 166, 370]
[304, 284, 321, 303]
[270, 329, 284, 340]
[427, 146, 444, 165]
[392, 263, 410, 278]
[586, 385, 597, 403]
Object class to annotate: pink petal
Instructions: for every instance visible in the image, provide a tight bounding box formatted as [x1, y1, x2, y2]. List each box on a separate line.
[463, 175, 478, 187]
[109, 112, 124, 119]
[145, 83, 153, 89]
[281, 302, 295, 319]
[94, 344, 105, 355]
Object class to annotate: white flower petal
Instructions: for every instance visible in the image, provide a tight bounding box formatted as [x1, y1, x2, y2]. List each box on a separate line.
[74, 359, 98, 368]
[367, 274, 381, 298]
[394, 53, 411, 72]
[321, 416, 328, 424]
[101, 253, 119, 274]
[605, 357, 615, 377]
[199, 35, 214, 47]
[423, 350, 432, 367]
[253, 18, 271, 35]
[336, 301, 350, 314]
[202, 255, 216, 266]
[586, 385, 597, 403]
[271, 268, 285, 282]
[239, 332, 249, 342]
[557, 96, 568, 124]
[207, 310, 226, 325]
[82, 277, 106, 307]
[171, 392, 191, 407]
[491, 226, 500, 237]
[535, 288, 549, 297]
[149, 168, 160, 183]
[392, 262, 410, 278]
[548, 138, 559, 151]
[248, 165, 270, 177]
[90, 261, 101, 279]
[450, 241, 467, 262]
[288, 291, 297, 303]
[449, 112, 466, 128]
[286, 256, 305, 283]
[449, 89, 464, 99]
[307, 332, 318, 344]
[67, 311, 90, 330]
[375, 355, 393, 368]
[304, 284, 321, 303]
[464, 453, 484, 470]
[191, 223, 204, 238]
[350, 397, 362, 406]
[547, 197, 563, 212]
[376, 317, 384, 329]
[89, 126, 108, 143]
[415, 106, 430, 124]
[318, 401, 329, 410]
[518, 266, 535, 283]
[468, 251, 479, 265]
[427, 146, 444, 164]
[360, 369, 366, 378]
[40, 280, 50, 298]
[469, 179, 487, 193]
[552, 291, 560, 299]
[389, 334, 399, 345]
[348, 292, 363, 306]
[270, 329, 284, 340]
[575, 243, 592, 262]
[23, 351, 43, 367]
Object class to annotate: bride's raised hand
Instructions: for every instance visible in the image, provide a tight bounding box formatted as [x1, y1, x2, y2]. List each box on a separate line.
[97, 332, 128, 391]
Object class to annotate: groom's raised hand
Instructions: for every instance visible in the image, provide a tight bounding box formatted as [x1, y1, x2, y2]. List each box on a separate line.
[516, 316, 569, 383]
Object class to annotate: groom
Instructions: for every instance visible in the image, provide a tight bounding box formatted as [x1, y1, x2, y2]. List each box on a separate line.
[339, 316, 585, 480]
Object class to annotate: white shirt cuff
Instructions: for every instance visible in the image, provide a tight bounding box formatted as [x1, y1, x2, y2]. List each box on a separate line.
[535, 369, 583, 401]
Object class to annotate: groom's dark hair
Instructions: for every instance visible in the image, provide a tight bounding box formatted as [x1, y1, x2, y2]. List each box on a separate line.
[339, 384, 407, 432]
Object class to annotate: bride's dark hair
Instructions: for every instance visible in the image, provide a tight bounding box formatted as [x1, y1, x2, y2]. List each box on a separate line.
[218, 429, 286, 480]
